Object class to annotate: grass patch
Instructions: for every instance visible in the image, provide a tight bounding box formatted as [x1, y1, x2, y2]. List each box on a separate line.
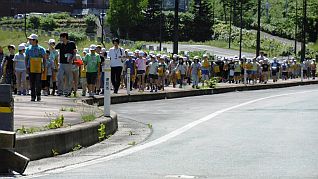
[16, 126, 43, 135]
[98, 123, 106, 141]
[46, 114, 64, 129]
[81, 114, 96, 122]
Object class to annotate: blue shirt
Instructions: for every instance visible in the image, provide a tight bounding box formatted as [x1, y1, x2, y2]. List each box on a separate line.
[25, 45, 46, 68]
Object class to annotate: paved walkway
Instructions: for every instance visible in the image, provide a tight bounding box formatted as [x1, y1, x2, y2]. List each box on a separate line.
[13, 78, 317, 133]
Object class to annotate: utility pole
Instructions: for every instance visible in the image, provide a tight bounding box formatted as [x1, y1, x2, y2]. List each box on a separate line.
[229, 0, 233, 49]
[294, 0, 298, 55]
[159, 0, 163, 51]
[173, 0, 179, 54]
[301, 0, 307, 62]
[239, 0, 243, 60]
[256, 0, 261, 57]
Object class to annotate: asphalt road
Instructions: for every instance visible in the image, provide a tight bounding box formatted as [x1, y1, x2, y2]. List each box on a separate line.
[149, 44, 255, 58]
[20, 85, 318, 179]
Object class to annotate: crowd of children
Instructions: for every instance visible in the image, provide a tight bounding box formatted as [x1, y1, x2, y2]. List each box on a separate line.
[0, 34, 317, 101]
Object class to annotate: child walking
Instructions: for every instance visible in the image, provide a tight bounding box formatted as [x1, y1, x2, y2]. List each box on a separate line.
[14, 44, 27, 95]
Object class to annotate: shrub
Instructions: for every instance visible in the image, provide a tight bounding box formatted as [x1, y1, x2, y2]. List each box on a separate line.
[28, 16, 41, 29]
[41, 17, 57, 31]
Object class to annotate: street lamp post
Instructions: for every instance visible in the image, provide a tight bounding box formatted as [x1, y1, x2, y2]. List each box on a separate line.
[256, 0, 261, 57]
[173, 0, 179, 54]
[301, 0, 306, 63]
[229, 0, 233, 49]
[100, 12, 106, 48]
[294, 0, 298, 55]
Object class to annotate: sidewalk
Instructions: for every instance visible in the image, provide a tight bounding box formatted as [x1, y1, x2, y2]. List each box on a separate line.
[14, 96, 102, 131]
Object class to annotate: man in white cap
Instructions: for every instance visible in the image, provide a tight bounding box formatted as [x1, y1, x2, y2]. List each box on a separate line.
[25, 34, 46, 101]
[55, 32, 77, 97]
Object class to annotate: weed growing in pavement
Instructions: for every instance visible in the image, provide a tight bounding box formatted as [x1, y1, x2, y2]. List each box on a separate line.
[147, 124, 153, 129]
[72, 144, 82, 151]
[81, 114, 96, 122]
[16, 125, 43, 134]
[60, 107, 76, 112]
[52, 149, 59, 156]
[128, 141, 136, 146]
[46, 115, 64, 129]
[129, 131, 136, 136]
[80, 104, 101, 122]
[98, 123, 106, 141]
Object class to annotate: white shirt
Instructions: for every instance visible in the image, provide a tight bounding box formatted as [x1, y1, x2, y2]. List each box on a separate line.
[109, 47, 125, 67]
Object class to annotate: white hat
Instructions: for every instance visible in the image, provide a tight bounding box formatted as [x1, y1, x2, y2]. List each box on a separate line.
[128, 52, 134, 57]
[203, 54, 208, 58]
[48, 39, 55, 44]
[101, 48, 107, 53]
[134, 50, 140, 53]
[83, 48, 89, 54]
[8, 45, 16, 49]
[27, 34, 38, 40]
[173, 54, 178, 59]
[18, 44, 25, 50]
[90, 44, 97, 51]
[139, 51, 145, 56]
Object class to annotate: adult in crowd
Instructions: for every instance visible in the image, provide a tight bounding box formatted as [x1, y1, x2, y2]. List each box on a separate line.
[25, 34, 46, 101]
[109, 38, 125, 94]
[55, 32, 76, 97]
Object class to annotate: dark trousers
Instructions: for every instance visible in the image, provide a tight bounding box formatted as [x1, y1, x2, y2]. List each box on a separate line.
[29, 73, 42, 98]
[111, 67, 122, 92]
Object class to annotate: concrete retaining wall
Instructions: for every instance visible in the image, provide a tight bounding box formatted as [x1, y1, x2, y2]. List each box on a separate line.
[84, 80, 318, 106]
[15, 112, 118, 161]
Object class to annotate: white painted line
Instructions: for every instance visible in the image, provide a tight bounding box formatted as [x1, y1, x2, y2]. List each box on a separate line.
[23, 90, 318, 178]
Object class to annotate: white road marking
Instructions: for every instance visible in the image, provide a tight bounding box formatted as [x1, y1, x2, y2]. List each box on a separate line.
[22, 90, 318, 178]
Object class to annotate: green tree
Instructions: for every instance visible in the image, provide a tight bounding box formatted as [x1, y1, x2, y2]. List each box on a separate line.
[190, 0, 214, 41]
[28, 16, 41, 29]
[107, 0, 148, 39]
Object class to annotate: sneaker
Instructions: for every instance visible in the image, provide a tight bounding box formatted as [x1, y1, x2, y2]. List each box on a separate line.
[22, 91, 26, 96]
[73, 91, 77, 97]
[150, 90, 153, 92]
[155, 89, 157, 92]
[192, 85, 195, 88]
[31, 97, 36, 101]
[44, 91, 48, 96]
[36, 96, 41, 101]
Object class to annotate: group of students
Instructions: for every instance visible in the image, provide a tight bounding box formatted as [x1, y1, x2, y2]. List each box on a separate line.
[1, 35, 317, 100]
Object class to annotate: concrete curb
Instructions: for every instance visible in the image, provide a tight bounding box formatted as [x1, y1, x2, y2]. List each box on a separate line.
[15, 111, 118, 161]
[83, 80, 318, 105]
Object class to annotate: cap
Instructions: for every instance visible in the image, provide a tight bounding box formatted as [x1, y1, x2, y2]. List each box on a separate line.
[194, 56, 200, 60]
[90, 44, 97, 51]
[139, 51, 145, 56]
[150, 54, 156, 58]
[101, 48, 107, 53]
[173, 54, 178, 59]
[128, 52, 134, 57]
[8, 45, 16, 49]
[83, 48, 89, 54]
[48, 39, 55, 44]
[18, 44, 25, 50]
[27, 34, 38, 40]
[203, 54, 208, 58]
